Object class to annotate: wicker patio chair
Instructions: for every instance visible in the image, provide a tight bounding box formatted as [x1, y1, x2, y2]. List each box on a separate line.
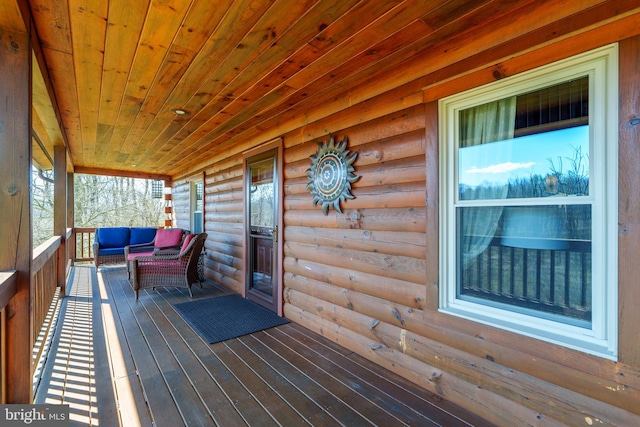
[124, 228, 187, 277]
[130, 233, 207, 299]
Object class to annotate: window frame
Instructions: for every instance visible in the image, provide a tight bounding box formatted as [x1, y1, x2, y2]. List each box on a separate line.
[438, 44, 618, 360]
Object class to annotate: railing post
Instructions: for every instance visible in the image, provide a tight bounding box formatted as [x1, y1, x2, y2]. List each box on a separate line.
[54, 145, 67, 295]
[0, 5, 33, 403]
[68, 172, 75, 267]
[0, 272, 18, 404]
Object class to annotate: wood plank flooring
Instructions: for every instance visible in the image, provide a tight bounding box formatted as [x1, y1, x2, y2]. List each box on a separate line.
[34, 264, 492, 426]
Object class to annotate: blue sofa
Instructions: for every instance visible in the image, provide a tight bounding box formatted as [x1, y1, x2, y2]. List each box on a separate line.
[93, 227, 158, 268]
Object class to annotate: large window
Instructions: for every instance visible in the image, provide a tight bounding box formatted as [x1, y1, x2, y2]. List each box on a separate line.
[439, 45, 618, 359]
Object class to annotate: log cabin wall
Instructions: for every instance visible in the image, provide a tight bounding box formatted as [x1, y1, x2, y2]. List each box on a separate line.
[282, 108, 431, 403]
[174, 158, 245, 295]
[172, 180, 190, 229]
[201, 160, 245, 294]
[173, 31, 640, 425]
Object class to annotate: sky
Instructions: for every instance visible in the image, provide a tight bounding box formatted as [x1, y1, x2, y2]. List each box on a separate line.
[458, 125, 589, 188]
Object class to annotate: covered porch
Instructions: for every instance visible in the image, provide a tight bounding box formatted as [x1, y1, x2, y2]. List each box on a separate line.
[2, 0, 640, 425]
[34, 263, 488, 426]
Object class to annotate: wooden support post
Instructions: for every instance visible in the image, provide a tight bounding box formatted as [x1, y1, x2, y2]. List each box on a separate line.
[618, 35, 640, 367]
[424, 101, 439, 310]
[0, 19, 33, 403]
[67, 172, 75, 266]
[54, 145, 66, 294]
[164, 181, 173, 228]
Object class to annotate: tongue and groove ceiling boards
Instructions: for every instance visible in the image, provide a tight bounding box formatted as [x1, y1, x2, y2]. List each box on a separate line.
[22, 0, 639, 177]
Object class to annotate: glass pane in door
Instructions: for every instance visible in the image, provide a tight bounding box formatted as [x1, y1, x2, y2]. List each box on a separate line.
[249, 158, 275, 297]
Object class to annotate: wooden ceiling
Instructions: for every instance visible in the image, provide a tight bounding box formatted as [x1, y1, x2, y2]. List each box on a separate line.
[18, 0, 640, 178]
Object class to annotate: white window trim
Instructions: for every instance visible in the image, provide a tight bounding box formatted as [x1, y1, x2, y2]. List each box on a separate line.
[189, 179, 204, 234]
[438, 44, 618, 360]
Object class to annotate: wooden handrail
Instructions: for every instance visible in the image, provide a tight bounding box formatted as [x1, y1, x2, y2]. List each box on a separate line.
[73, 227, 97, 233]
[32, 236, 61, 274]
[0, 272, 17, 312]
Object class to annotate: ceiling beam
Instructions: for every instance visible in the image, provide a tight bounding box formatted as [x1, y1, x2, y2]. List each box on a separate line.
[73, 165, 171, 182]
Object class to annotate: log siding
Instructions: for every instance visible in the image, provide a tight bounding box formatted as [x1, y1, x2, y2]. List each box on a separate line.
[171, 29, 640, 425]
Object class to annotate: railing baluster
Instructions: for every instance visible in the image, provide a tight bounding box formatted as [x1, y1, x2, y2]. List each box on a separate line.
[535, 249, 541, 302]
[549, 250, 556, 305]
[523, 249, 528, 299]
[498, 244, 504, 295]
[565, 250, 571, 308]
[458, 237, 591, 321]
[475, 250, 481, 292]
[486, 245, 492, 294]
[509, 247, 515, 296]
[581, 251, 588, 308]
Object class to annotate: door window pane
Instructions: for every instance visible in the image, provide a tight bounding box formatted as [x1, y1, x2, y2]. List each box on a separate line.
[250, 160, 274, 230]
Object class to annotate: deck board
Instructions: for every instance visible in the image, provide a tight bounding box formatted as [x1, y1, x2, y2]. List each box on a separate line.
[35, 264, 493, 426]
[232, 334, 345, 425]
[277, 325, 488, 427]
[246, 329, 392, 426]
[96, 267, 152, 427]
[261, 327, 439, 427]
[106, 266, 186, 426]
[153, 287, 278, 425]
[213, 340, 305, 425]
[140, 292, 248, 425]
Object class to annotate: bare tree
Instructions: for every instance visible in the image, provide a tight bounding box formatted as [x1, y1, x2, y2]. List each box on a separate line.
[32, 170, 164, 247]
[32, 169, 54, 247]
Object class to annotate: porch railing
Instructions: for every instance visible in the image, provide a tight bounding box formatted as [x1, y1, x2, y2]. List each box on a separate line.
[0, 230, 70, 402]
[461, 238, 592, 322]
[0, 271, 18, 403]
[30, 236, 63, 385]
[73, 227, 96, 263]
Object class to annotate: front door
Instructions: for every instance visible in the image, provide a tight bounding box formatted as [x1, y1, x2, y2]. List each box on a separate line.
[245, 150, 279, 312]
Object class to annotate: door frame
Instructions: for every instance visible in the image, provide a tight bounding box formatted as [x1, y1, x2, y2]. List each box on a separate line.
[242, 138, 284, 315]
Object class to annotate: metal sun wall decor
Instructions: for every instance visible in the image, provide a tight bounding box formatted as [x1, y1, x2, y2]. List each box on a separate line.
[306, 135, 359, 215]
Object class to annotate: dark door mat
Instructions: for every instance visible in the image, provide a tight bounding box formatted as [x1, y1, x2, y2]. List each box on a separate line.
[174, 294, 289, 344]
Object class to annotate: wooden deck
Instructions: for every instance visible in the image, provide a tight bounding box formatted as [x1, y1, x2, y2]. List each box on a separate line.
[34, 264, 492, 426]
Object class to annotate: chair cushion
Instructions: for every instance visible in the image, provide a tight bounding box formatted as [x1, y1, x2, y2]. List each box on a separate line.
[155, 229, 184, 248]
[98, 247, 127, 256]
[130, 227, 157, 245]
[127, 250, 154, 261]
[97, 227, 130, 248]
[137, 259, 183, 275]
[180, 234, 197, 253]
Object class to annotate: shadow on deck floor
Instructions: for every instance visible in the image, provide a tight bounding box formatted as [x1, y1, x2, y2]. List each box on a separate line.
[34, 264, 492, 427]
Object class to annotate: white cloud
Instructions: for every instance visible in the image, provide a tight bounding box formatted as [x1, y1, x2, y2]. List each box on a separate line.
[467, 161, 536, 175]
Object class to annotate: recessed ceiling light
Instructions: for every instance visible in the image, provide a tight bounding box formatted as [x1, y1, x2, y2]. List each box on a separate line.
[171, 108, 188, 115]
